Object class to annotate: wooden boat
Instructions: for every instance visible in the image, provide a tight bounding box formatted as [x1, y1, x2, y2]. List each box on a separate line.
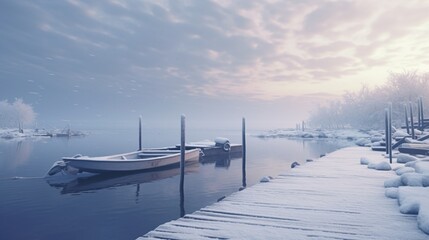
[47, 149, 200, 175]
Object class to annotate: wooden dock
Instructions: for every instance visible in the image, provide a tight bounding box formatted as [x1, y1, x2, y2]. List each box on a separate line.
[139, 147, 428, 239]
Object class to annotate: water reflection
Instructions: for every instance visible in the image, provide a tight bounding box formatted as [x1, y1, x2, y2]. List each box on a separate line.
[199, 151, 242, 169]
[0, 140, 34, 169]
[46, 163, 199, 195]
[0, 131, 354, 240]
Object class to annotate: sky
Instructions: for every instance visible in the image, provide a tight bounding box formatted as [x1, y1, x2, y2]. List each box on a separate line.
[1, 0, 429, 130]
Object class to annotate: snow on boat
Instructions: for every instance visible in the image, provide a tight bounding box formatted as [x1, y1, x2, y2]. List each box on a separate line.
[47, 149, 201, 175]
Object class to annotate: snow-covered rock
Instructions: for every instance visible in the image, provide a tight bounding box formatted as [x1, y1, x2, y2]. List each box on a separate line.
[385, 188, 399, 199]
[400, 173, 427, 187]
[384, 177, 403, 188]
[374, 161, 392, 171]
[397, 187, 429, 234]
[397, 154, 419, 164]
[356, 138, 370, 146]
[393, 130, 410, 139]
[360, 157, 370, 165]
[260, 176, 272, 183]
[371, 135, 383, 143]
[291, 161, 300, 168]
[415, 161, 429, 174]
[367, 161, 391, 170]
[405, 160, 420, 168]
[395, 167, 415, 175]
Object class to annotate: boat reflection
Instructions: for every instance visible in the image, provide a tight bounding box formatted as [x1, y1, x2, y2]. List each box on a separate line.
[46, 163, 199, 194]
[199, 151, 242, 168]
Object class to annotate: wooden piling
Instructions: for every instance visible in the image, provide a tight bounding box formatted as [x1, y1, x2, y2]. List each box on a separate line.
[138, 116, 142, 151]
[180, 115, 185, 217]
[388, 103, 392, 164]
[419, 97, 424, 130]
[242, 117, 247, 188]
[404, 104, 410, 134]
[409, 102, 415, 139]
[420, 97, 425, 126]
[417, 99, 422, 130]
[385, 108, 389, 155]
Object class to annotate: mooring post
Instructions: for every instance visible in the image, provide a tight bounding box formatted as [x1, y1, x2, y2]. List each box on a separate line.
[138, 116, 142, 151]
[180, 115, 185, 186]
[388, 103, 392, 164]
[410, 102, 415, 139]
[417, 99, 422, 130]
[417, 97, 424, 131]
[385, 108, 389, 155]
[180, 115, 185, 217]
[404, 104, 410, 134]
[420, 97, 425, 127]
[242, 117, 247, 188]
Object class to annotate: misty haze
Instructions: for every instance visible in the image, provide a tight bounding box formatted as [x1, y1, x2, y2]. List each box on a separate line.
[1, 1, 429, 239]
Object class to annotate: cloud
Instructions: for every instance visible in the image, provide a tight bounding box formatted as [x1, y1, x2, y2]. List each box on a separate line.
[2, 0, 429, 127]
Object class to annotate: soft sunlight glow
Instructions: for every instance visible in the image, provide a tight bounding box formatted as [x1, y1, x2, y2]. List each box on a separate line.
[2, 0, 429, 128]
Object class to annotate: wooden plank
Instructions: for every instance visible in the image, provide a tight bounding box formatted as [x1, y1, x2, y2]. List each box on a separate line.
[139, 147, 428, 240]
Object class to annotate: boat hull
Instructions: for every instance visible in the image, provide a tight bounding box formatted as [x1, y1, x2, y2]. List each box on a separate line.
[62, 149, 200, 173]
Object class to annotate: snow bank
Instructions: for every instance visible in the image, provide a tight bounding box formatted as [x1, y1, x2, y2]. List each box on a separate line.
[385, 172, 429, 187]
[382, 154, 429, 234]
[397, 187, 429, 234]
[418, 202, 429, 234]
[255, 129, 371, 142]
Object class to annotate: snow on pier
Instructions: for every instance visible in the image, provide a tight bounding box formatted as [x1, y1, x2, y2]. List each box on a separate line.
[140, 147, 428, 239]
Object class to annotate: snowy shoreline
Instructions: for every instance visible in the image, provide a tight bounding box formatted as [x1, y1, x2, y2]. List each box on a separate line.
[0, 128, 87, 141]
[255, 128, 428, 148]
[255, 128, 373, 139]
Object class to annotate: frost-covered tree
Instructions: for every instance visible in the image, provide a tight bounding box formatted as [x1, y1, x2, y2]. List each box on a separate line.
[308, 71, 429, 129]
[0, 99, 36, 129]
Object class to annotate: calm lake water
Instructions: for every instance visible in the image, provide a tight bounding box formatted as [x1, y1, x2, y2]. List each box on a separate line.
[0, 127, 353, 240]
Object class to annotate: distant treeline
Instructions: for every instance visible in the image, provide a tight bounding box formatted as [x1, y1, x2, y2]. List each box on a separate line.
[308, 71, 429, 130]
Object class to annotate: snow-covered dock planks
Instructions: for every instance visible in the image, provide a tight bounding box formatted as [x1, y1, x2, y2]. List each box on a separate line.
[139, 147, 428, 239]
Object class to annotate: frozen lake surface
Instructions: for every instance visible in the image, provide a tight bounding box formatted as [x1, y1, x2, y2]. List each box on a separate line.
[0, 128, 353, 239]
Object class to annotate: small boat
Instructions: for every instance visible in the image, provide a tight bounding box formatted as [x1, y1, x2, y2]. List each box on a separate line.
[47, 148, 201, 175]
